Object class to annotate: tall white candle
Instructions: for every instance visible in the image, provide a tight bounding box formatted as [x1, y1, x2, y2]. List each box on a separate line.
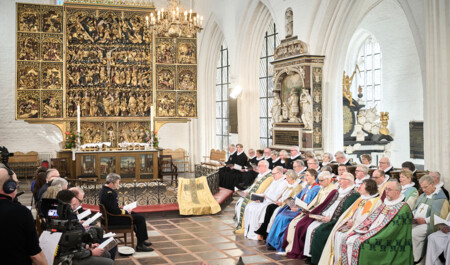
[77, 105, 81, 148]
[150, 106, 154, 133]
[77, 105, 81, 135]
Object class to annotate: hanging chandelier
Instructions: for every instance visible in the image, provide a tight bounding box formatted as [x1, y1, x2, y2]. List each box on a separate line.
[146, 0, 203, 38]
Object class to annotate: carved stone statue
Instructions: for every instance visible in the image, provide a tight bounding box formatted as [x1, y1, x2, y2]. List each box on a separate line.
[285, 8, 293, 38]
[287, 90, 300, 123]
[300, 89, 313, 129]
[271, 93, 282, 123]
[282, 103, 289, 120]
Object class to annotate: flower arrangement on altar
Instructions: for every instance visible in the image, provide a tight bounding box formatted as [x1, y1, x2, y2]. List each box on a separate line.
[144, 130, 159, 148]
[64, 131, 81, 149]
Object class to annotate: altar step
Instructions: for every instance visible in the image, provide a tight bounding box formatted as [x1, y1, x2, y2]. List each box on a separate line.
[81, 187, 234, 214]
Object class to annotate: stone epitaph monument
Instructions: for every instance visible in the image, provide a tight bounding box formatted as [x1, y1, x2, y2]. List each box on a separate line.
[270, 8, 324, 153]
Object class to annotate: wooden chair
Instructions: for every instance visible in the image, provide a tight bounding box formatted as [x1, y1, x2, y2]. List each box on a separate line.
[159, 155, 178, 185]
[99, 204, 135, 248]
[201, 149, 226, 169]
[51, 158, 69, 178]
[162, 148, 190, 173]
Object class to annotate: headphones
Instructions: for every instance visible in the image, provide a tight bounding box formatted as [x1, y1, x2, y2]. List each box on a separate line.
[2, 166, 17, 194]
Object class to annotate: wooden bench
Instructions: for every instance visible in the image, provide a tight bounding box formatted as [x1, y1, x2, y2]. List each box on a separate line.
[8, 151, 39, 179]
[201, 149, 226, 169]
[162, 148, 190, 173]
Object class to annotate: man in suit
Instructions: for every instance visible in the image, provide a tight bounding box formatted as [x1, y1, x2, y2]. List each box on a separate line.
[99, 173, 153, 252]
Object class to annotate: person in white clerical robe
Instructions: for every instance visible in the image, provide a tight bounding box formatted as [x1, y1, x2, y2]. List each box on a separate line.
[244, 166, 288, 240]
[425, 223, 450, 265]
[234, 160, 273, 232]
[302, 173, 357, 258]
[412, 175, 450, 263]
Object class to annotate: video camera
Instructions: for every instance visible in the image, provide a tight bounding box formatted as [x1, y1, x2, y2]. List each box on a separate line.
[40, 199, 103, 263]
[0, 146, 14, 167]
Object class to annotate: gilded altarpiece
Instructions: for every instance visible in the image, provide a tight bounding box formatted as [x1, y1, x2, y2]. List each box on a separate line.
[15, 2, 198, 145]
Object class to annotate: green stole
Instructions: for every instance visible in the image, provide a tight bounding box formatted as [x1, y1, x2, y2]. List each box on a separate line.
[235, 172, 272, 230]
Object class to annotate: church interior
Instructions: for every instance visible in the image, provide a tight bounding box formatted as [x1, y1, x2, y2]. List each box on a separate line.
[0, 0, 449, 264]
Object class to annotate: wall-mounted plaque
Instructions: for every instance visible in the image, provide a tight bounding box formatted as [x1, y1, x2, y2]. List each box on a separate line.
[273, 129, 300, 147]
[409, 121, 424, 159]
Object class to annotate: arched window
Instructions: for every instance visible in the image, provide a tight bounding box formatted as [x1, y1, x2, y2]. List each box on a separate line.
[355, 37, 382, 111]
[259, 21, 280, 148]
[215, 44, 230, 150]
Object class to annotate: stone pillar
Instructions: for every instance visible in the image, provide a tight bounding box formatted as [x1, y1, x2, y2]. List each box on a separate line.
[424, 0, 450, 182]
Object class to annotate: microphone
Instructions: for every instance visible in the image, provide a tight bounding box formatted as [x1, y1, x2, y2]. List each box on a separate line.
[16, 191, 24, 197]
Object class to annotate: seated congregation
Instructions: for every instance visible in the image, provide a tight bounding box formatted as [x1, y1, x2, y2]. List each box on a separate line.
[219, 145, 450, 264]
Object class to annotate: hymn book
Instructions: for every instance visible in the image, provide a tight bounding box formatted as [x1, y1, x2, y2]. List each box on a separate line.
[250, 193, 265, 201]
[234, 164, 243, 170]
[309, 214, 324, 220]
[295, 197, 309, 211]
[83, 212, 102, 226]
[98, 237, 117, 252]
[434, 214, 450, 227]
[123, 201, 137, 212]
[77, 209, 92, 221]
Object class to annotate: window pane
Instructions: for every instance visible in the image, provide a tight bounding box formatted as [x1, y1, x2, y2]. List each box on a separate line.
[260, 98, 268, 117]
[367, 86, 373, 100]
[374, 54, 381, 68]
[222, 85, 228, 101]
[365, 42, 372, 54]
[216, 119, 222, 135]
[260, 58, 267, 77]
[260, 79, 267, 97]
[366, 70, 372, 84]
[374, 85, 381, 100]
[223, 102, 228, 118]
[366, 55, 372, 68]
[216, 103, 222, 118]
[223, 119, 228, 134]
[374, 69, 381, 84]
[260, 118, 267, 137]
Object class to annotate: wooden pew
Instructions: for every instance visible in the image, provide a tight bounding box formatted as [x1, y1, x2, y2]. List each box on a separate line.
[8, 151, 39, 179]
[201, 149, 226, 169]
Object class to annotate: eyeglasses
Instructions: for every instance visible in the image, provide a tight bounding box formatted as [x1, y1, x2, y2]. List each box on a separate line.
[76, 197, 83, 204]
[318, 179, 327, 182]
[307, 162, 317, 165]
[379, 162, 388, 164]
[340, 178, 350, 181]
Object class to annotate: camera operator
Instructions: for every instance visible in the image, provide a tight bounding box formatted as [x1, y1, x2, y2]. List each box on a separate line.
[56, 190, 114, 265]
[99, 173, 153, 252]
[69, 186, 118, 260]
[0, 166, 48, 265]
